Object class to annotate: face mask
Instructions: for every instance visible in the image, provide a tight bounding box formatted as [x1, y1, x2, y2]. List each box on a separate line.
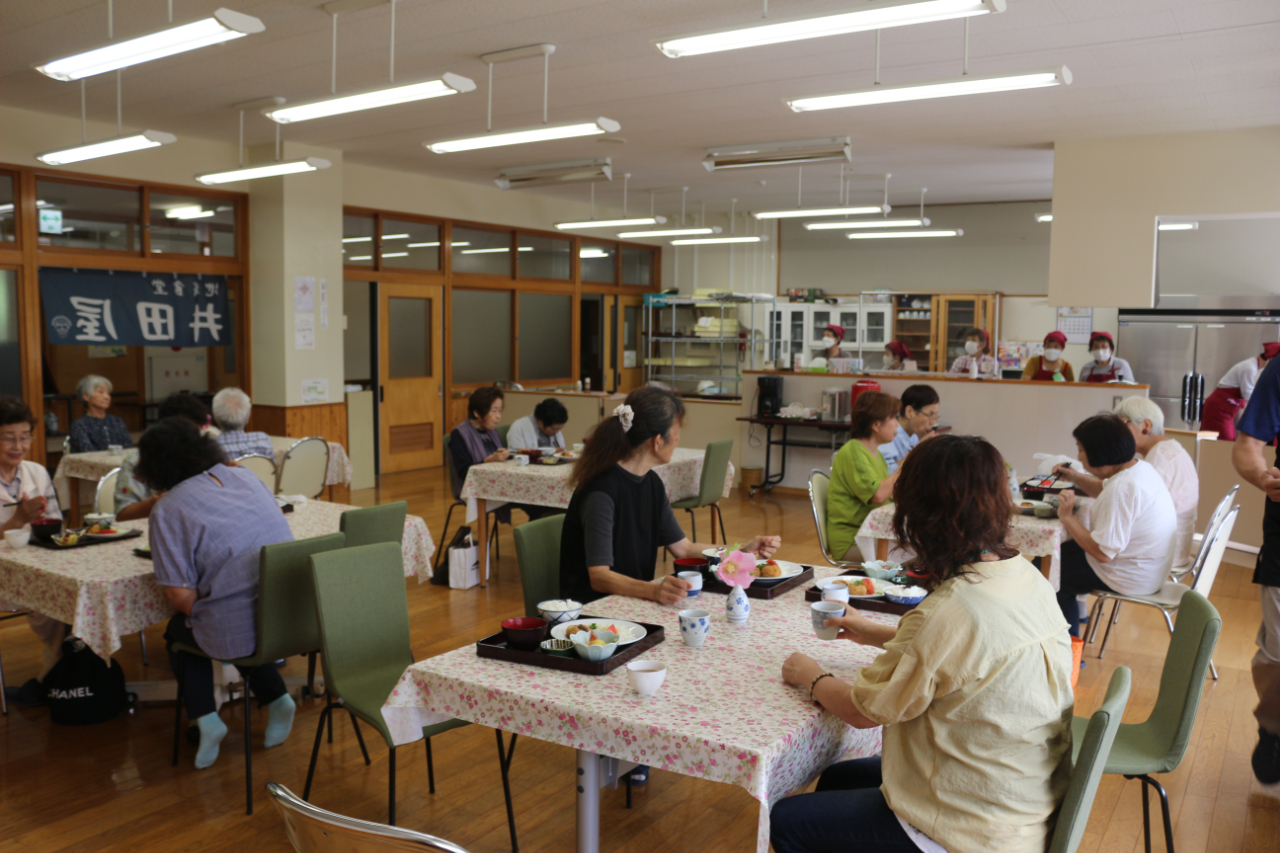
[822, 337, 836, 348]
[1093, 348, 1111, 363]
[1043, 347, 1063, 361]
[964, 341, 982, 355]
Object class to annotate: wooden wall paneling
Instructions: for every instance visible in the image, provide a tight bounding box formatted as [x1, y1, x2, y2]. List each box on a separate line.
[17, 168, 43, 466]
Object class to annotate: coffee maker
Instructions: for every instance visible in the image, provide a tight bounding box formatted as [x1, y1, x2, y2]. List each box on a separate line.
[757, 375, 782, 417]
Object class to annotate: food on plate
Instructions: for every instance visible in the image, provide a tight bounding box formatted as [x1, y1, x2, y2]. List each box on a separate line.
[752, 560, 783, 578]
[1019, 501, 1035, 508]
[86, 522, 119, 535]
[539, 599, 578, 611]
[565, 622, 619, 639]
[559, 451, 577, 458]
[844, 578, 876, 596]
[586, 631, 607, 647]
[53, 531, 82, 547]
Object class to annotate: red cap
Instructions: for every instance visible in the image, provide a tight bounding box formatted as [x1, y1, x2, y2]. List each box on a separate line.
[824, 324, 845, 342]
[1263, 342, 1280, 361]
[1043, 331, 1068, 348]
[886, 340, 913, 361]
[1089, 331, 1115, 350]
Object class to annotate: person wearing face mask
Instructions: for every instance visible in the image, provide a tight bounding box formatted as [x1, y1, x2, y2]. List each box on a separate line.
[882, 340, 912, 371]
[1200, 343, 1280, 441]
[948, 328, 998, 378]
[1021, 331, 1075, 382]
[1078, 332, 1135, 383]
[818, 324, 845, 359]
[878, 384, 940, 475]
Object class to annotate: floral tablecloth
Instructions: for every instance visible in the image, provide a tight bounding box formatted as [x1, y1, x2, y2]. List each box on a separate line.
[459, 446, 734, 509]
[0, 499, 434, 659]
[269, 437, 352, 488]
[383, 567, 891, 853]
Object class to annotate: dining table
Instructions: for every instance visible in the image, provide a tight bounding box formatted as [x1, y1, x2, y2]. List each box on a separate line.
[458, 446, 735, 588]
[382, 564, 890, 853]
[0, 498, 434, 661]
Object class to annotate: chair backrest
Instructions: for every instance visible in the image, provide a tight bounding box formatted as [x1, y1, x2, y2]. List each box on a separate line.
[1188, 485, 1240, 571]
[311, 543, 412, 741]
[1142, 590, 1222, 773]
[1189, 505, 1239, 598]
[808, 469, 837, 565]
[278, 437, 330, 498]
[94, 467, 121, 515]
[245, 533, 347, 666]
[268, 782, 473, 853]
[235, 453, 278, 493]
[497, 423, 510, 446]
[1047, 666, 1132, 853]
[442, 432, 462, 500]
[340, 501, 408, 549]
[693, 440, 734, 507]
[513, 514, 566, 617]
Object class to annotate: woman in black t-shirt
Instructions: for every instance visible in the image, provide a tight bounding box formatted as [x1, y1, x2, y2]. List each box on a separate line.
[560, 386, 780, 607]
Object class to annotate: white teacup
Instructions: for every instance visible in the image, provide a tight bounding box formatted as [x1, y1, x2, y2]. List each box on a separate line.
[573, 443, 585, 453]
[84, 512, 116, 529]
[811, 601, 845, 641]
[677, 571, 703, 596]
[819, 582, 850, 604]
[4, 529, 30, 549]
[627, 660, 668, 696]
[513, 454, 530, 466]
[678, 608, 710, 647]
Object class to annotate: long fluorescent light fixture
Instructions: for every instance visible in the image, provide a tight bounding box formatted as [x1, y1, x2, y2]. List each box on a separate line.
[616, 226, 723, 238]
[1035, 213, 1053, 223]
[496, 158, 612, 190]
[195, 157, 331, 185]
[426, 118, 620, 154]
[754, 205, 888, 220]
[671, 236, 768, 246]
[789, 66, 1071, 112]
[554, 217, 667, 231]
[165, 205, 216, 220]
[847, 229, 962, 239]
[34, 9, 264, 81]
[37, 130, 177, 165]
[580, 249, 610, 259]
[1158, 222, 1198, 231]
[461, 247, 534, 254]
[703, 136, 851, 171]
[657, 0, 1003, 58]
[806, 218, 929, 230]
[263, 74, 474, 124]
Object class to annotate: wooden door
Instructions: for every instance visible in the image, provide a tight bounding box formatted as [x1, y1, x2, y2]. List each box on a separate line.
[615, 296, 644, 394]
[378, 282, 444, 472]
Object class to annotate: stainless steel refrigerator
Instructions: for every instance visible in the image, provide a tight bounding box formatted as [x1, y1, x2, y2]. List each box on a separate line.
[1118, 308, 1280, 429]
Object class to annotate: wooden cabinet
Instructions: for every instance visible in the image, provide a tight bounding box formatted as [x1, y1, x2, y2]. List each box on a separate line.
[930, 294, 997, 372]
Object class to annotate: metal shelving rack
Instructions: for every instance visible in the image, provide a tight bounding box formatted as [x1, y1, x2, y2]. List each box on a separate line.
[643, 294, 773, 398]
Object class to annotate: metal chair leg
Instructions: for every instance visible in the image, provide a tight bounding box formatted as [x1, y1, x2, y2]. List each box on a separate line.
[426, 737, 435, 794]
[625, 774, 632, 809]
[388, 745, 397, 827]
[715, 503, 727, 545]
[434, 501, 462, 571]
[303, 703, 333, 801]
[171, 673, 185, 766]
[496, 729, 519, 853]
[1087, 597, 1107, 645]
[139, 631, 149, 666]
[244, 683, 254, 815]
[1128, 775, 1175, 853]
[684, 508, 696, 543]
[350, 711, 371, 765]
[1098, 600, 1121, 658]
[328, 702, 334, 743]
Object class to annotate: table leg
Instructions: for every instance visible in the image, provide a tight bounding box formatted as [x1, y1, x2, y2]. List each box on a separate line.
[67, 478, 82, 527]
[752, 424, 775, 498]
[875, 539, 890, 561]
[576, 749, 601, 853]
[477, 499, 489, 589]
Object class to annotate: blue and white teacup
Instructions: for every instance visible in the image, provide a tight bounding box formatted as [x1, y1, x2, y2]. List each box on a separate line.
[678, 608, 711, 647]
[677, 571, 703, 596]
[811, 601, 845, 641]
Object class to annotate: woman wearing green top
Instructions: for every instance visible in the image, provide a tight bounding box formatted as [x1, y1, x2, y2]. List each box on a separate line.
[829, 392, 903, 562]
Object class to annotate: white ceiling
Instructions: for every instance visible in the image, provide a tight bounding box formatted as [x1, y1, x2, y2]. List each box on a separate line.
[2, 0, 1277, 216]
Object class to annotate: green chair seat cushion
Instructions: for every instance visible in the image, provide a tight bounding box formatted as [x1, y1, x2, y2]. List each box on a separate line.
[1071, 716, 1182, 775]
[669, 497, 701, 510]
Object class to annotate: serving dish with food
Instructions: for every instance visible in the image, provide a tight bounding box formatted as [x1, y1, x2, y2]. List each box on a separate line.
[31, 525, 143, 550]
[475, 617, 665, 676]
[551, 619, 647, 645]
[1014, 499, 1056, 518]
[699, 559, 815, 599]
[804, 571, 921, 614]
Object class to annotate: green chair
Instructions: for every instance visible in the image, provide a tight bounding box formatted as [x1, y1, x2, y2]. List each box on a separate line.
[307, 543, 519, 848]
[170, 532, 348, 816]
[340, 501, 408, 549]
[1072, 590, 1221, 853]
[1048, 666, 1132, 853]
[671, 440, 732, 544]
[513, 514, 566, 618]
[807, 469, 862, 569]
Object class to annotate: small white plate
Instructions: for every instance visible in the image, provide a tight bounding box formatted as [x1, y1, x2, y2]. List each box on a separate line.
[751, 559, 805, 584]
[84, 530, 135, 541]
[551, 619, 647, 645]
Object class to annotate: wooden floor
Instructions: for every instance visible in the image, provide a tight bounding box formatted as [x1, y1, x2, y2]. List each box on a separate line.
[1, 468, 1277, 853]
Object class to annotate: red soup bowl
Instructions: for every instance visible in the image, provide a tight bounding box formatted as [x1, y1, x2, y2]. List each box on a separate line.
[501, 617, 549, 651]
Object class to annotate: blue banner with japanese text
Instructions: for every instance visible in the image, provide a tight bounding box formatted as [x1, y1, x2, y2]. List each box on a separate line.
[40, 268, 230, 348]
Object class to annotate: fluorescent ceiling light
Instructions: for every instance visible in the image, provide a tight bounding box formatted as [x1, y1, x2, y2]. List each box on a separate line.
[754, 205, 888, 220]
[263, 74, 473, 124]
[848, 229, 963, 239]
[342, 236, 372, 243]
[34, 9, 264, 81]
[703, 136, 851, 171]
[788, 66, 1071, 112]
[165, 205, 215, 220]
[461, 246, 534, 254]
[805, 218, 929, 230]
[37, 130, 177, 165]
[408, 241, 468, 248]
[426, 118, 620, 154]
[1158, 222, 1199, 231]
[616, 226, 723, 238]
[381, 233, 410, 240]
[580, 249, 610, 258]
[671, 236, 768, 246]
[0, 200, 49, 215]
[195, 157, 331, 185]
[349, 255, 372, 261]
[380, 252, 409, 258]
[1035, 213, 1053, 223]
[554, 217, 666, 231]
[656, 0, 1003, 57]
[496, 157, 612, 190]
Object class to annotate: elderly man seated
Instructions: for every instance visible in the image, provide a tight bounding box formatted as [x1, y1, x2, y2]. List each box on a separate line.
[211, 387, 274, 460]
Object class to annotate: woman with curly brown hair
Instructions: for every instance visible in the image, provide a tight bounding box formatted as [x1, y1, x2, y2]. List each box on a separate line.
[773, 435, 1074, 853]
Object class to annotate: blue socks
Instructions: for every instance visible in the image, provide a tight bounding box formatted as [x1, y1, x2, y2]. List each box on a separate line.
[264, 693, 295, 748]
[194, 713, 227, 770]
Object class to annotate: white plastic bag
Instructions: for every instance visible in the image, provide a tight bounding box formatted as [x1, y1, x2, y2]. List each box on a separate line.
[448, 534, 484, 590]
[1033, 453, 1078, 475]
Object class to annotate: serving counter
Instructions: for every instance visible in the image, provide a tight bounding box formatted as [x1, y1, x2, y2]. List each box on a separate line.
[740, 370, 1149, 491]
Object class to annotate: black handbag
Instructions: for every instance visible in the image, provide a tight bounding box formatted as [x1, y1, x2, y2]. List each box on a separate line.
[42, 637, 130, 725]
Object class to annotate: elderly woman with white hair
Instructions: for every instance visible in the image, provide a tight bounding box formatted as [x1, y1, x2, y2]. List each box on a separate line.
[1054, 396, 1199, 565]
[211, 387, 274, 459]
[68, 374, 133, 453]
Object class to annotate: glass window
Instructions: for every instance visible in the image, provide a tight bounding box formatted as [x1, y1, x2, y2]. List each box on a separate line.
[621, 247, 653, 286]
[452, 227, 513, 276]
[388, 297, 431, 378]
[518, 234, 571, 280]
[0, 175, 14, 242]
[343, 214, 375, 267]
[451, 289, 511, 383]
[381, 218, 440, 271]
[149, 193, 236, 256]
[34, 179, 141, 251]
[518, 293, 572, 380]
[581, 243, 616, 283]
[0, 270, 19, 397]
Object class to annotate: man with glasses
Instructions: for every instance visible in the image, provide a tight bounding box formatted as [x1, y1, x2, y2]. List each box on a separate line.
[878, 385, 941, 475]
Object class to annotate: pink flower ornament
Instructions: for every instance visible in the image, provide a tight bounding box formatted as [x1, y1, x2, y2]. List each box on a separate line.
[716, 550, 756, 589]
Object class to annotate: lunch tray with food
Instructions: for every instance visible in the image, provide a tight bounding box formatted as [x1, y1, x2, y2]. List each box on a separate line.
[31, 528, 144, 550]
[700, 565, 815, 600]
[804, 572, 919, 615]
[1020, 475, 1075, 498]
[475, 619, 665, 676]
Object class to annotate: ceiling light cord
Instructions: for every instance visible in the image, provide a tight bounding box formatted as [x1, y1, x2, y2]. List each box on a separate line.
[331, 15, 338, 94]
[875, 30, 881, 86]
[590, 182, 595, 221]
[883, 173, 892, 216]
[543, 53, 549, 123]
[389, 0, 396, 83]
[116, 70, 122, 135]
[963, 18, 969, 75]
[797, 166, 803, 209]
[762, 0, 768, 17]
[919, 187, 928, 220]
[168, 0, 172, 23]
[108, 0, 113, 40]
[622, 173, 630, 217]
[80, 80, 87, 143]
[275, 122, 281, 162]
[238, 110, 244, 167]
[486, 63, 493, 132]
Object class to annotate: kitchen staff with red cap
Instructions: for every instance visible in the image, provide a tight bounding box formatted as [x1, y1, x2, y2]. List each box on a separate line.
[1202, 343, 1280, 441]
[949, 327, 998, 377]
[1078, 331, 1135, 383]
[819, 324, 846, 359]
[883, 340, 913, 371]
[1021, 331, 1075, 381]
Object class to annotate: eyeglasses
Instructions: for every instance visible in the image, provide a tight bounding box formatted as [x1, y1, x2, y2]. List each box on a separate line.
[0, 433, 33, 447]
